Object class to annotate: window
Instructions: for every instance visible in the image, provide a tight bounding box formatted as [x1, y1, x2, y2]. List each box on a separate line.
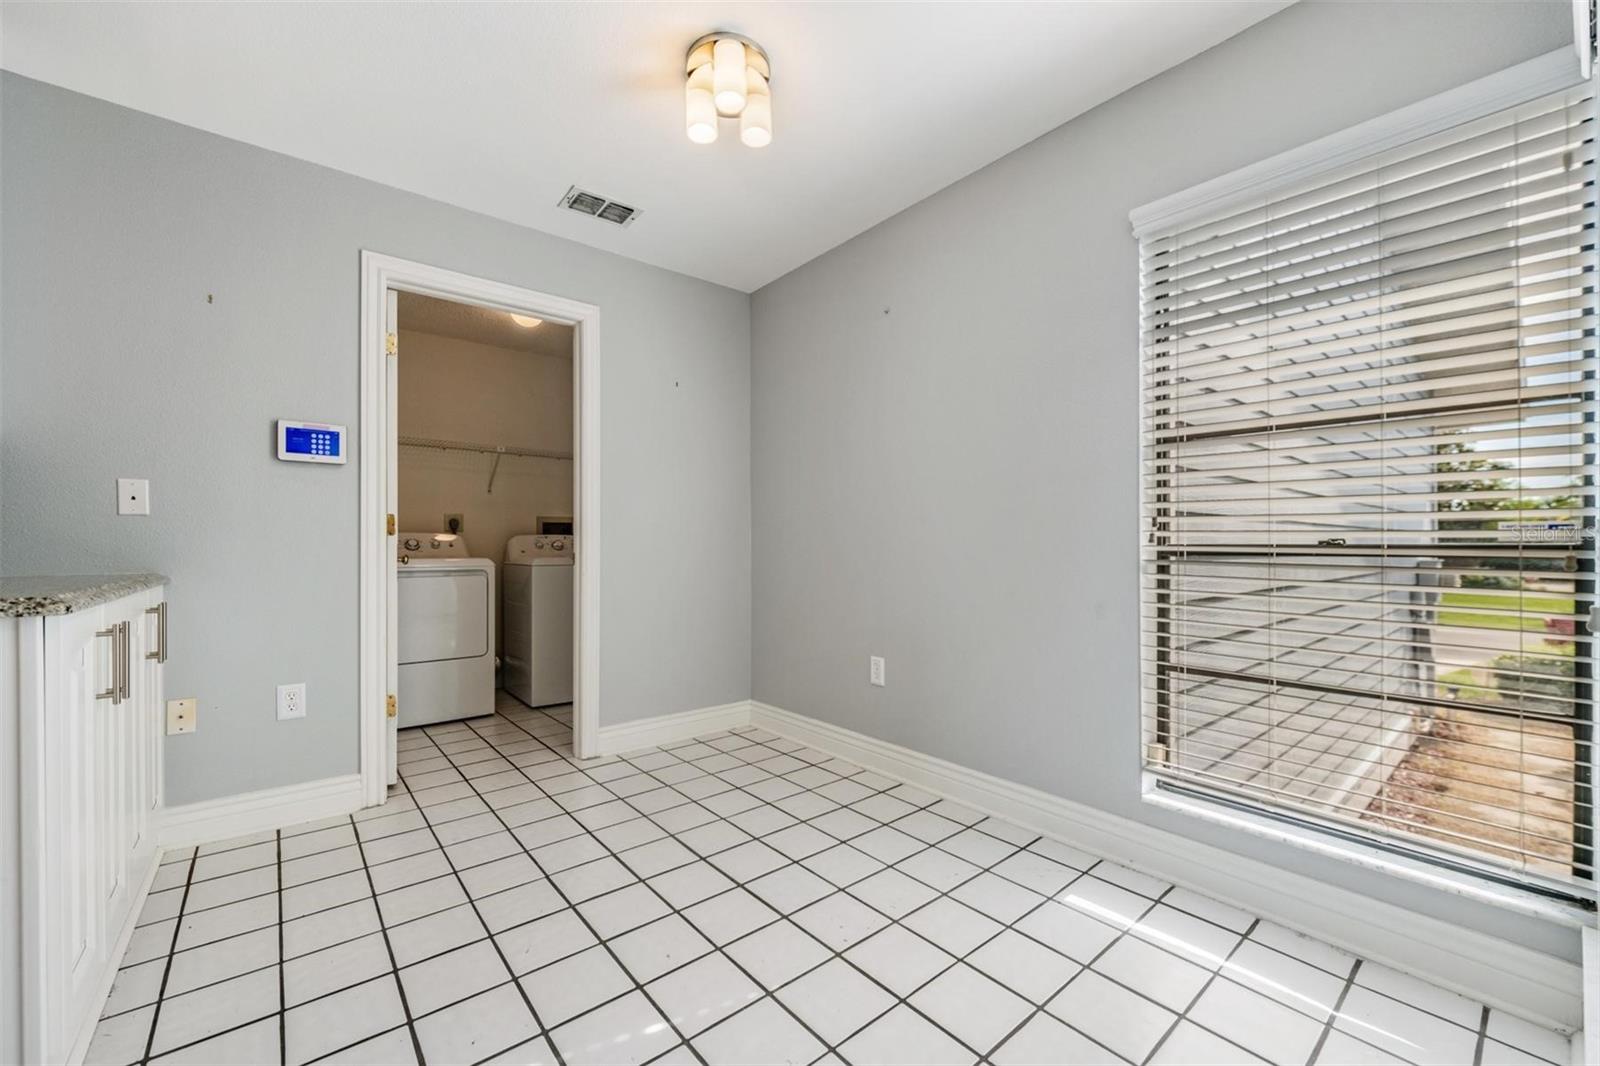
[1137, 78, 1597, 897]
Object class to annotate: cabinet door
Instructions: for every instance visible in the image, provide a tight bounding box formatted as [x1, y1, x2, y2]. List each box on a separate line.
[99, 608, 129, 920]
[35, 604, 114, 1061]
[99, 591, 163, 964]
[129, 591, 162, 883]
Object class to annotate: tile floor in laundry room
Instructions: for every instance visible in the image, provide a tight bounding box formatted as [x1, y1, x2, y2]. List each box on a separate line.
[86, 693, 1576, 1066]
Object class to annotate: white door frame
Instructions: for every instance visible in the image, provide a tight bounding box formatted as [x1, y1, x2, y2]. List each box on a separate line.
[358, 251, 601, 806]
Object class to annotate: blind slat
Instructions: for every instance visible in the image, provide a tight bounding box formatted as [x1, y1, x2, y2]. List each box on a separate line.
[1151, 176, 1594, 322]
[1140, 82, 1597, 893]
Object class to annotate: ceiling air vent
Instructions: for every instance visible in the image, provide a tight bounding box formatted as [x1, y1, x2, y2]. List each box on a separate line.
[559, 186, 640, 228]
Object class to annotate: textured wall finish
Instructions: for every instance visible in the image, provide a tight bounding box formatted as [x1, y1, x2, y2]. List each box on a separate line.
[750, 1, 1581, 959]
[0, 74, 752, 805]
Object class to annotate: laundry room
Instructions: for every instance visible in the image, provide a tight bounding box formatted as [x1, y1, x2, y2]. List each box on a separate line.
[394, 291, 576, 727]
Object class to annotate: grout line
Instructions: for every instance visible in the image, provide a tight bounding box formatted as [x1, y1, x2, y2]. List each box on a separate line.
[1304, 952, 1362, 1066]
[349, 805, 429, 1065]
[419, 710, 1428, 1064]
[106, 702, 1565, 1066]
[465, 706, 840, 1060]
[438, 713, 710, 1063]
[987, 882, 1172, 1065]
[138, 1014, 282, 1064]
[139, 827, 431, 1066]
[671, 721, 1512, 1056]
[481, 707, 1076, 1060]
[138, 850, 197, 1064]
[487, 710, 1236, 1061]
[276, 829, 286, 1066]
[391, 747, 577, 1065]
[451, 711, 1564, 1063]
[598, 721, 1183, 1058]
[119, 827, 1368, 1060]
[1139, 915, 1260, 1065]
[303, 1021, 410, 1066]
[599, 719, 1422, 1065]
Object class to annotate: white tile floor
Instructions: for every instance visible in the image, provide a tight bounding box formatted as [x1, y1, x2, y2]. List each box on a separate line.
[87, 695, 1575, 1066]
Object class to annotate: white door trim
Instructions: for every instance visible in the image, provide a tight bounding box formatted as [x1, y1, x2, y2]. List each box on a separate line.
[359, 251, 601, 806]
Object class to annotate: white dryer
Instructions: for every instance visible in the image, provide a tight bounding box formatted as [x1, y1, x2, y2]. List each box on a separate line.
[503, 533, 574, 708]
[397, 532, 495, 727]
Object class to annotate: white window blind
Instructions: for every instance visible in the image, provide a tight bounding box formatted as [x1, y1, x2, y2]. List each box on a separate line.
[1138, 82, 1598, 895]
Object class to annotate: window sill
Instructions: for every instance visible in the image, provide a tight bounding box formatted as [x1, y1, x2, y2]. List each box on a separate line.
[1141, 780, 1595, 930]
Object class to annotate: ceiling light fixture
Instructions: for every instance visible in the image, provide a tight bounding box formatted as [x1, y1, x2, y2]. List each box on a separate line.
[509, 313, 542, 328]
[685, 32, 772, 148]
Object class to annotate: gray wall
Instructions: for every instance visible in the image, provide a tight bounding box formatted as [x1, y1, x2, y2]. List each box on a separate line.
[750, 0, 1581, 959]
[0, 74, 752, 805]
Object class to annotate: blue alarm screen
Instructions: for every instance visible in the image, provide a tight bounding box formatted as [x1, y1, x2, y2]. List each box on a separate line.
[285, 426, 340, 457]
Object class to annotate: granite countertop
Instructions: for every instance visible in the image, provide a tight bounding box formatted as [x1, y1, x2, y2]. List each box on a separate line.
[0, 574, 167, 617]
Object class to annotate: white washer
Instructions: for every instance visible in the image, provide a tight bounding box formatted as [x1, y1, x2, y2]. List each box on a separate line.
[503, 533, 574, 708]
[397, 532, 495, 727]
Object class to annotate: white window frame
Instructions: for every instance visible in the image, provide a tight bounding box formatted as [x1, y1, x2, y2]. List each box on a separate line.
[1130, 46, 1598, 923]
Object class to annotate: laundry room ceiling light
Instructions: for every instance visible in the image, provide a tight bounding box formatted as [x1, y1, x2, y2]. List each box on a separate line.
[685, 32, 772, 148]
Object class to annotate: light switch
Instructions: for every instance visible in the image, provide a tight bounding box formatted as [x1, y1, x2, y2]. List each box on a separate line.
[117, 478, 150, 516]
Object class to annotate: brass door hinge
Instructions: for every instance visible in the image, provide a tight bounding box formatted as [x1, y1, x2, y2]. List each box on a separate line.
[386, 513, 396, 536]
[386, 693, 397, 718]
[385, 332, 398, 357]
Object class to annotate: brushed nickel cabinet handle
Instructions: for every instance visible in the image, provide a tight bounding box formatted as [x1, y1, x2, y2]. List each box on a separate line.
[119, 621, 131, 701]
[95, 626, 120, 704]
[145, 602, 167, 663]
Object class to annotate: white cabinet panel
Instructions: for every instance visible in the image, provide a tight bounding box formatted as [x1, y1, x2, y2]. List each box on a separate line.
[8, 585, 166, 1064]
[44, 603, 112, 1056]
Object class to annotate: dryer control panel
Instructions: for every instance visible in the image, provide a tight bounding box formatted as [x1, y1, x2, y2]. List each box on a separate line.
[398, 532, 472, 563]
[505, 533, 576, 563]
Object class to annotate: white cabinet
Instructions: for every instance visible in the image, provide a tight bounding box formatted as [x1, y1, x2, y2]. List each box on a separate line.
[1, 582, 166, 1065]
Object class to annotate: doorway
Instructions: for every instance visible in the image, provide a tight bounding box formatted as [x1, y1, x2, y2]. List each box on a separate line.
[358, 252, 601, 806]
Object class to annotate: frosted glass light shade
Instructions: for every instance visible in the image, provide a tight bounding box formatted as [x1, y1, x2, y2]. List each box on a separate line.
[684, 33, 772, 148]
[685, 63, 717, 144]
[740, 70, 772, 148]
[712, 37, 747, 115]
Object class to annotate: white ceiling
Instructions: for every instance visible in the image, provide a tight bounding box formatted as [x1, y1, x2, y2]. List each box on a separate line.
[1, 1, 1289, 292]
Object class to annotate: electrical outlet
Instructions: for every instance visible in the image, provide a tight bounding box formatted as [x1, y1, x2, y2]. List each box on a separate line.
[444, 513, 464, 534]
[166, 697, 197, 735]
[870, 656, 886, 687]
[277, 682, 307, 721]
[117, 478, 151, 516]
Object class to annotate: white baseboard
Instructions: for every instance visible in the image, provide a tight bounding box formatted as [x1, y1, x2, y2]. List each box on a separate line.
[750, 701, 1586, 1032]
[595, 701, 754, 756]
[159, 773, 365, 849]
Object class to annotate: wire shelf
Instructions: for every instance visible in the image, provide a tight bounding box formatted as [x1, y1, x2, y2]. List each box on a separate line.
[398, 435, 572, 493]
